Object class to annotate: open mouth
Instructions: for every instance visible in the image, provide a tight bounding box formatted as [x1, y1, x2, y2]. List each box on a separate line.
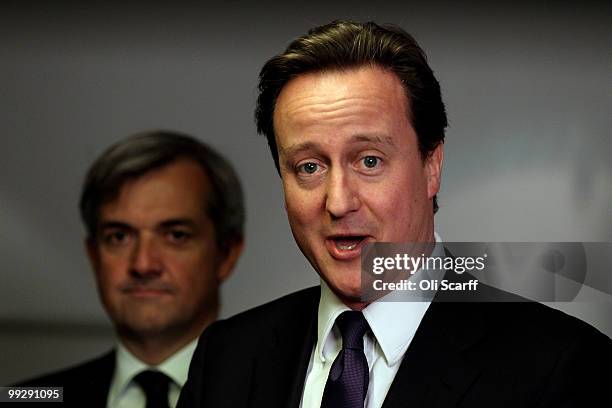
[326, 235, 369, 259]
[334, 236, 365, 250]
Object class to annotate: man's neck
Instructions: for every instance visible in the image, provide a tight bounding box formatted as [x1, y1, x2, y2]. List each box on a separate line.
[119, 332, 198, 365]
[117, 319, 212, 365]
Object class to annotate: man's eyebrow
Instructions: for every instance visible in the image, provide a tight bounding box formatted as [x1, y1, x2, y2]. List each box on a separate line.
[97, 219, 197, 231]
[159, 219, 197, 229]
[280, 133, 396, 159]
[279, 141, 318, 158]
[351, 133, 397, 148]
[98, 221, 133, 231]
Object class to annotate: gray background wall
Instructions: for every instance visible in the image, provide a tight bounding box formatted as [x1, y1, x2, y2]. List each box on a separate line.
[1, 1, 610, 385]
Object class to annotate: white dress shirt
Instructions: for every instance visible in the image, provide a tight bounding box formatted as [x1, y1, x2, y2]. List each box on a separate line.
[300, 234, 444, 408]
[106, 339, 198, 408]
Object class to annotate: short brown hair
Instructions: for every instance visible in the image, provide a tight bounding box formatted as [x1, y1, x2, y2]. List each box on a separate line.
[80, 130, 244, 252]
[255, 20, 447, 213]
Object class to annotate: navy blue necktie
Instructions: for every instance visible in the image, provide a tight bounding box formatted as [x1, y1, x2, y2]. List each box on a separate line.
[321, 311, 370, 408]
[133, 370, 171, 408]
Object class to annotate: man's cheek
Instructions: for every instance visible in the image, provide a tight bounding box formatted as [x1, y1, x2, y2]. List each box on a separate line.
[286, 203, 311, 225]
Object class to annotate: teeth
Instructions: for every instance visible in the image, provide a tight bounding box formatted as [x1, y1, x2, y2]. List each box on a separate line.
[334, 238, 361, 251]
[332, 236, 364, 251]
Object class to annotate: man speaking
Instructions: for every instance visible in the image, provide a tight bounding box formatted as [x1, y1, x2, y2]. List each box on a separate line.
[179, 21, 611, 407]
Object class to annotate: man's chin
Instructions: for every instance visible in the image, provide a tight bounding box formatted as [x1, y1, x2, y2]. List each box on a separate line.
[326, 279, 365, 305]
[117, 319, 174, 338]
[114, 309, 177, 334]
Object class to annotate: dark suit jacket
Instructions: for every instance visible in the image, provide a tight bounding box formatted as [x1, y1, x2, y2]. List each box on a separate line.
[178, 279, 612, 407]
[17, 350, 114, 408]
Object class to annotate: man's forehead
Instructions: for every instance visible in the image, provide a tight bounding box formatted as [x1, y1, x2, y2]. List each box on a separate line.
[279, 133, 397, 156]
[117, 159, 209, 195]
[278, 65, 403, 101]
[98, 160, 211, 220]
[274, 66, 407, 123]
[274, 66, 411, 153]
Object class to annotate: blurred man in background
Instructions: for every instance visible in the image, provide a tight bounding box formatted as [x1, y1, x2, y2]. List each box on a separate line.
[22, 131, 244, 408]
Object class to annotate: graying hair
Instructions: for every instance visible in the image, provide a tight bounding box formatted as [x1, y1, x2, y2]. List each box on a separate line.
[80, 130, 244, 252]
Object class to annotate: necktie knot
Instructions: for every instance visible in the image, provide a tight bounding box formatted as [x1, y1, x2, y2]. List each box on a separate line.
[337, 311, 369, 350]
[133, 370, 171, 408]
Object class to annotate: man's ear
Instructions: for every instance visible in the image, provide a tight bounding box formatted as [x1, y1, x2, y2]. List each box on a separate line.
[216, 239, 244, 283]
[425, 142, 444, 200]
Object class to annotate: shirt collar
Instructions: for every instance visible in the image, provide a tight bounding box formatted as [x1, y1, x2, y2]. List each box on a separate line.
[316, 280, 351, 363]
[315, 232, 444, 366]
[157, 339, 198, 387]
[108, 338, 198, 406]
[362, 288, 432, 366]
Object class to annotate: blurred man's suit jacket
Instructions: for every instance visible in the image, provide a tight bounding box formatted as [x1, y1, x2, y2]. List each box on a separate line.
[18, 350, 114, 408]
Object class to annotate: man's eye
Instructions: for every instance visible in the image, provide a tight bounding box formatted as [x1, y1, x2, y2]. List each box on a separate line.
[168, 230, 191, 243]
[362, 156, 380, 168]
[104, 231, 129, 245]
[298, 162, 319, 174]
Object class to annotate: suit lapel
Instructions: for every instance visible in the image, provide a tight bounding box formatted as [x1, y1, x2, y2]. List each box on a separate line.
[247, 289, 319, 408]
[382, 270, 487, 408]
[85, 351, 115, 408]
[243, 270, 490, 408]
[61, 350, 115, 408]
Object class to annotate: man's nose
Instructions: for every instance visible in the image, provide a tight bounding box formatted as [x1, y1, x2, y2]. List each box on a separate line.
[129, 235, 163, 278]
[325, 167, 361, 218]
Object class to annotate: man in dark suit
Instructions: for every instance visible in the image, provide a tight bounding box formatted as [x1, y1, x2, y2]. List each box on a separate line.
[20, 131, 245, 408]
[178, 21, 612, 407]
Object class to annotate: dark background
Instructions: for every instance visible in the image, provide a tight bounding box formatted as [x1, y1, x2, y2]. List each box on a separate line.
[1, 0, 611, 384]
